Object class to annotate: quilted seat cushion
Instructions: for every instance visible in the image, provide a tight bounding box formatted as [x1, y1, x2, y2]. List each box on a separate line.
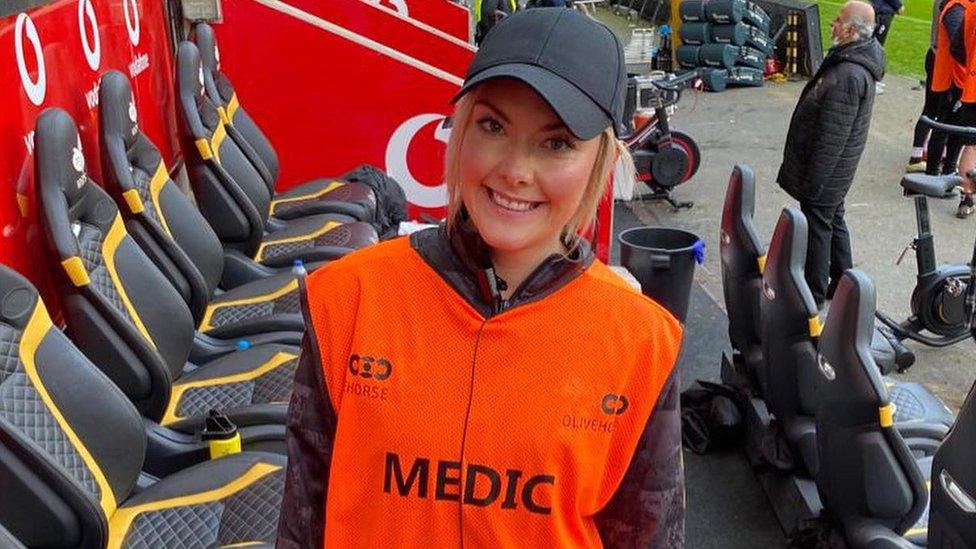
[256, 216, 378, 267]
[201, 274, 303, 337]
[162, 344, 299, 427]
[269, 178, 376, 222]
[109, 452, 285, 548]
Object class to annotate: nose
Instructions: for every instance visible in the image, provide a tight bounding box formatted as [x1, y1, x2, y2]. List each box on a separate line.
[496, 141, 533, 188]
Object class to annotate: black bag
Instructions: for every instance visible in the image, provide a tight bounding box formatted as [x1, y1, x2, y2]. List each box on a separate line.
[340, 164, 408, 239]
[680, 22, 712, 45]
[676, 45, 702, 68]
[700, 67, 728, 91]
[727, 66, 765, 87]
[736, 46, 766, 69]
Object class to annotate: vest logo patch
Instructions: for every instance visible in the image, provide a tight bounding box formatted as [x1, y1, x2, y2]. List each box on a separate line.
[349, 354, 392, 381]
[601, 393, 629, 415]
[383, 453, 555, 515]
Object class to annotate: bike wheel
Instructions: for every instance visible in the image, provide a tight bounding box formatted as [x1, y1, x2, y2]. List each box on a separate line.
[671, 130, 701, 184]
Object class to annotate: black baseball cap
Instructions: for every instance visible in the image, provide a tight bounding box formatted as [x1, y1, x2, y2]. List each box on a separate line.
[454, 8, 627, 140]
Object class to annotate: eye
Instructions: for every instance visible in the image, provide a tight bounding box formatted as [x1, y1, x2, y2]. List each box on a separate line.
[546, 137, 575, 151]
[477, 117, 504, 135]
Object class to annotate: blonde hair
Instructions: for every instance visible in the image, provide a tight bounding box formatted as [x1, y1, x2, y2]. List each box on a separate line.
[443, 91, 635, 248]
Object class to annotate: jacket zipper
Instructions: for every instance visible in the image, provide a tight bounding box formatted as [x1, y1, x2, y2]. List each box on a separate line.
[457, 320, 488, 548]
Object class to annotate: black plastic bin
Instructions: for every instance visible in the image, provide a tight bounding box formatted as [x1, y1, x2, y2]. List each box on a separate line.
[619, 227, 704, 323]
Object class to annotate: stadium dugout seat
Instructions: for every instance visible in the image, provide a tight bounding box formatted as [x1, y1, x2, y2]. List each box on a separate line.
[0, 264, 284, 548]
[760, 207, 953, 477]
[98, 70, 303, 343]
[720, 165, 764, 388]
[928, 378, 976, 547]
[176, 41, 379, 285]
[815, 270, 959, 548]
[193, 22, 378, 224]
[34, 108, 297, 433]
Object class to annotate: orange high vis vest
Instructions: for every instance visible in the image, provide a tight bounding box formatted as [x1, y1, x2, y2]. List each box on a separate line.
[301, 235, 682, 547]
[933, 0, 976, 102]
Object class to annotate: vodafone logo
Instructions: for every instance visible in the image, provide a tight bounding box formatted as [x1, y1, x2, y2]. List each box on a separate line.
[385, 114, 449, 209]
[129, 101, 138, 123]
[78, 0, 101, 71]
[366, 0, 409, 16]
[15, 13, 46, 106]
[124, 0, 141, 46]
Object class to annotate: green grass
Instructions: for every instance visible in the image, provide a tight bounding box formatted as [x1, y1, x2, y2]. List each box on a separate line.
[813, 0, 932, 79]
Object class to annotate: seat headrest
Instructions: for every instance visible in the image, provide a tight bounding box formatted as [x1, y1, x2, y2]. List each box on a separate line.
[766, 206, 818, 316]
[99, 70, 140, 148]
[720, 164, 763, 267]
[177, 41, 211, 140]
[194, 22, 219, 75]
[821, 269, 882, 394]
[35, 108, 90, 209]
[0, 265, 40, 331]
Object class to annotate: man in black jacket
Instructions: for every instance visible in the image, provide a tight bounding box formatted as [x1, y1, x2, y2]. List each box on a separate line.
[777, 0, 884, 305]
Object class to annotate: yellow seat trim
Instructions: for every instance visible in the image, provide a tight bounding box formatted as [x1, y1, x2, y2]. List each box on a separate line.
[122, 189, 144, 215]
[757, 254, 766, 274]
[217, 106, 231, 126]
[254, 221, 341, 262]
[879, 403, 896, 428]
[107, 462, 281, 549]
[199, 279, 299, 332]
[149, 160, 174, 237]
[269, 181, 345, 214]
[21, 301, 117, 518]
[62, 257, 91, 287]
[195, 120, 227, 165]
[808, 314, 822, 338]
[226, 92, 240, 121]
[161, 351, 298, 425]
[221, 542, 268, 548]
[103, 214, 157, 349]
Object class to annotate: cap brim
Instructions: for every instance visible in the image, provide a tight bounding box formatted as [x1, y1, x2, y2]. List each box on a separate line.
[452, 63, 612, 140]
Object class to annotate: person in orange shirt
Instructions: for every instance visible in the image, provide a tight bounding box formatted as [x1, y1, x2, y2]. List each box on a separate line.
[277, 8, 685, 548]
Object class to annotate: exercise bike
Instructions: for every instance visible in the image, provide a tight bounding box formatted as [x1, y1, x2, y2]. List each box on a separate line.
[623, 70, 702, 209]
[875, 116, 976, 347]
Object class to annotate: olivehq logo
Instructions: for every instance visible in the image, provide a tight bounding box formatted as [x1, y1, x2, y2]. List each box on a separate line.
[348, 354, 392, 381]
[601, 393, 629, 415]
[383, 453, 555, 515]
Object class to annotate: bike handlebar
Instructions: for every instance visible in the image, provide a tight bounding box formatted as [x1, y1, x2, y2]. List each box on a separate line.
[919, 115, 976, 139]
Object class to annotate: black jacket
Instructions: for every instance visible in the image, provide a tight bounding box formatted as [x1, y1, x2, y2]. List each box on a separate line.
[777, 38, 885, 206]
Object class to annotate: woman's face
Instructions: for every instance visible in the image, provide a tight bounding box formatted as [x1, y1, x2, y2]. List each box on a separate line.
[459, 79, 604, 261]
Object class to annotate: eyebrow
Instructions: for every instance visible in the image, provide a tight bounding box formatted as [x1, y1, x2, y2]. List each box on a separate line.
[474, 99, 570, 134]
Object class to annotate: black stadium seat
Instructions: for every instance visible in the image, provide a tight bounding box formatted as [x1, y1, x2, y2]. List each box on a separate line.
[761, 208, 952, 477]
[175, 41, 379, 284]
[816, 270, 932, 547]
[34, 108, 297, 432]
[719, 164, 764, 386]
[929, 379, 976, 547]
[194, 22, 379, 224]
[99, 70, 303, 341]
[0, 265, 284, 547]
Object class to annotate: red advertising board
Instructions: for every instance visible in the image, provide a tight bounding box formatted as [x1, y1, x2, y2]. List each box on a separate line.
[215, 0, 464, 221]
[358, 0, 472, 42]
[287, 0, 474, 77]
[0, 0, 178, 291]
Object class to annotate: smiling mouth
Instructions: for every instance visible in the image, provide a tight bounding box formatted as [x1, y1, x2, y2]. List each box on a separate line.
[487, 188, 542, 212]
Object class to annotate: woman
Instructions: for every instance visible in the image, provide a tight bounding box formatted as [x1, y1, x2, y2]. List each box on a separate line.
[277, 9, 684, 548]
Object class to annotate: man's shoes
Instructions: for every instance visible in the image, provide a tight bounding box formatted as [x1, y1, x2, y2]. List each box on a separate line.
[906, 158, 926, 172]
[957, 194, 975, 218]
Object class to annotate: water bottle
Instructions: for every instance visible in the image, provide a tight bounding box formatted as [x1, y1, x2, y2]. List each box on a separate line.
[291, 259, 307, 277]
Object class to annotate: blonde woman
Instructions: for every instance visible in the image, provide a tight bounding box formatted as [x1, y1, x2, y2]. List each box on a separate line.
[278, 9, 684, 548]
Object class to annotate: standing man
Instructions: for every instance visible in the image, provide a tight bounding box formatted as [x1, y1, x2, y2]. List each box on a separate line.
[777, 1, 883, 306]
[871, 0, 903, 94]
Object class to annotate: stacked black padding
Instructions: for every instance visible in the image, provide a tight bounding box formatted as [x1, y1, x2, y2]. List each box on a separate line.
[677, 0, 772, 91]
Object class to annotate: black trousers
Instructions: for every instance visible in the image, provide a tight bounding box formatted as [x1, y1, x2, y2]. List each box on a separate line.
[913, 48, 941, 149]
[875, 13, 895, 46]
[800, 201, 852, 305]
